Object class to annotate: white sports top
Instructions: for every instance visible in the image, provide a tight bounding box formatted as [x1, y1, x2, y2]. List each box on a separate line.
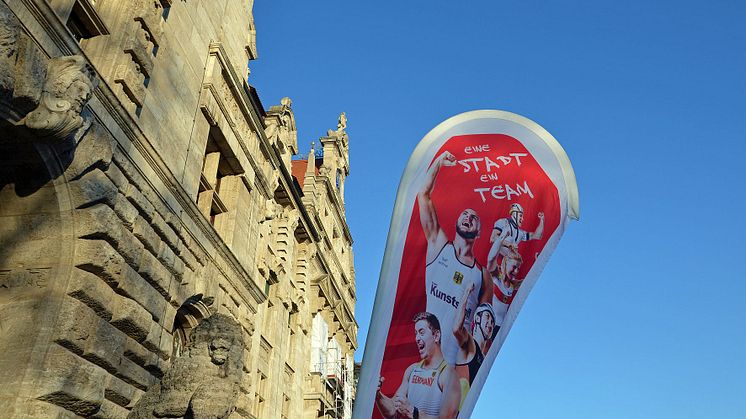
[407, 360, 447, 416]
[492, 277, 514, 327]
[425, 242, 482, 364]
[493, 217, 529, 250]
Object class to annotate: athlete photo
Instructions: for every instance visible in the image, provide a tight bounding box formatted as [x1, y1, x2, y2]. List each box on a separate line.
[452, 282, 497, 405]
[418, 150, 493, 364]
[487, 240, 523, 328]
[488, 204, 542, 327]
[490, 203, 544, 259]
[375, 312, 461, 419]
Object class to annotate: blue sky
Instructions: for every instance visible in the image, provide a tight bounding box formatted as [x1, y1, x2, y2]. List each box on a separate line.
[250, 1, 746, 418]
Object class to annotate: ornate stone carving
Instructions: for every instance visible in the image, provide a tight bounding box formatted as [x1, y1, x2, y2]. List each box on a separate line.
[21, 55, 98, 140]
[124, 21, 155, 78]
[257, 199, 282, 280]
[134, 0, 165, 45]
[280, 207, 300, 232]
[326, 112, 349, 146]
[264, 96, 297, 156]
[127, 314, 245, 419]
[246, 18, 258, 60]
[263, 122, 279, 146]
[0, 3, 20, 96]
[261, 198, 280, 222]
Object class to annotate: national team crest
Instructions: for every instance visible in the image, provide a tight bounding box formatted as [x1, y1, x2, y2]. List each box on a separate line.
[453, 271, 464, 285]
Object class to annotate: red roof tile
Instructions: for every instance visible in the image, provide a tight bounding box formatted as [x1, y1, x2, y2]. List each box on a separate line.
[291, 159, 321, 189]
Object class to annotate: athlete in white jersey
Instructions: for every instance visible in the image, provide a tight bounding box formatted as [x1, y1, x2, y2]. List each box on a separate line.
[490, 203, 544, 259]
[488, 203, 542, 327]
[376, 313, 461, 419]
[418, 151, 493, 365]
[425, 242, 482, 363]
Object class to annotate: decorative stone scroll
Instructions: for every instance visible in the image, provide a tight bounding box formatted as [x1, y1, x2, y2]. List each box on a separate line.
[127, 314, 245, 419]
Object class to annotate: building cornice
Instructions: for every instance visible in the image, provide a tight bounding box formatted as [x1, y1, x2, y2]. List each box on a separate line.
[207, 42, 320, 244]
[320, 176, 353, 243]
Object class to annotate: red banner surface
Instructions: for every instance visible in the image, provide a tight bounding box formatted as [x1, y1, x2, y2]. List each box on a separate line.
[355, 111, 579, 419]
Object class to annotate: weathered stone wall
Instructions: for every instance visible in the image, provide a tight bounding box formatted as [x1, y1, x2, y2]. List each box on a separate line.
[0, 1, 357, 418]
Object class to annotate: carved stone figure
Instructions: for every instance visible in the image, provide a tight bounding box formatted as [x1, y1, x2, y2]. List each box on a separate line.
[327, 112, 349, 145]
[21, 55, 98, 140]
[257, 199, 281, 279]
[261, 198, 280, 223]
[337, 111, 347, 132]
[127, 314, 245, 419]
[265, 97, 294, 152]
[264, 121, 279, 145]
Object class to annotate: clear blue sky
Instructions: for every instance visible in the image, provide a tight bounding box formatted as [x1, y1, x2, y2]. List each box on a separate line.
[250, 2, 746, 418]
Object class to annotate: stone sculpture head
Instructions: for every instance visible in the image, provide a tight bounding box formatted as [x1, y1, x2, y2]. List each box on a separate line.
[183, 313, 244, 375]
[127, 313, 245, 419]
[23, 55, 98, 140]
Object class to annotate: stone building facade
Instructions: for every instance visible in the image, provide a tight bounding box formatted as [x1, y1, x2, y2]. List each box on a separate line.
[0, 1, 357, 418]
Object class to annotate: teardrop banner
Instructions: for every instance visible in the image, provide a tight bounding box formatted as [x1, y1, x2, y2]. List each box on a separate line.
[353, 110, 580, 418]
